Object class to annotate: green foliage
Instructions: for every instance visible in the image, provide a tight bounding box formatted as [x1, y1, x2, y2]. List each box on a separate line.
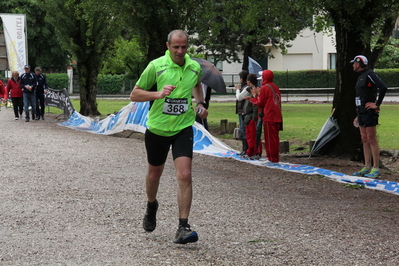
[374, 69, 399, 87]
[271, 69, 399, 88]
[46, 73, 69, 90]
[0, 0, 70, 71]
[273, 70, 336, 88]
[192, 0, 314, 66]
[375, 38, 399, 69]
[343, 184, 365, 189]
[97, 74, 124, 94]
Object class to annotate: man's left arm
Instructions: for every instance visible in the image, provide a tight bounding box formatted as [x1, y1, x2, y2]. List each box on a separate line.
[366, 72, 388, 109]
[192, 81, 208, 119]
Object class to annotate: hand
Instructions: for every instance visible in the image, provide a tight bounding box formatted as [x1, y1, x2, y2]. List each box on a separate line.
[235, 84, 240, 90]
[243, 96, 250, 100]
[196, 106, 208, 119]
[365, 102, 378, 109]
[353, 117, 359, 128]
[159, 85, 176, 98]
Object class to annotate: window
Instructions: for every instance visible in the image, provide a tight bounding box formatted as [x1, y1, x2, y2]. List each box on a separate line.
[328, 53, 336, 70]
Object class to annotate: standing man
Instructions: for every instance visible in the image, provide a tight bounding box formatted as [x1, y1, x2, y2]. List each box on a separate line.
[130, 29, 207, 244]
[351, 55, 388, 178]
[34, 67, 48, 120]
[20, 65, 36, 122]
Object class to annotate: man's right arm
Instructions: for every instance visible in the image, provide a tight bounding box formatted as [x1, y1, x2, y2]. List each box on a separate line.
[130, 85, 176, 102]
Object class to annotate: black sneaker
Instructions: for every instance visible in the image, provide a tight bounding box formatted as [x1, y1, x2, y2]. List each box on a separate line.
[143, 200, 158, 232]
[174, 225, 198, 244]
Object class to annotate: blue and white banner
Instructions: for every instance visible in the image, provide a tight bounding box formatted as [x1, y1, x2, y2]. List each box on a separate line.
[59, 101, 399, 196]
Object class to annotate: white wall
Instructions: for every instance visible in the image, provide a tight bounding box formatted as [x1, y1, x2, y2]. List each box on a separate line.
[221, 27, 336, 78]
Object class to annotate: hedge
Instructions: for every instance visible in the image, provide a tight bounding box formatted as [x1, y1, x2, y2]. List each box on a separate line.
[46, 68, 399, 94]
[273, 69, 399, 88]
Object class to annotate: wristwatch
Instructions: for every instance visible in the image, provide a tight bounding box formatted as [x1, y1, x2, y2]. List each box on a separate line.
[196, 101, 206, 107]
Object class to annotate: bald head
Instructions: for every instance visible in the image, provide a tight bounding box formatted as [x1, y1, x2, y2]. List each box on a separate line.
[167, 30, 188, 44]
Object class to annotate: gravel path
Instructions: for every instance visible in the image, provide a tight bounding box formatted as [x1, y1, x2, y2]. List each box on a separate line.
[0, 107, 398, 265]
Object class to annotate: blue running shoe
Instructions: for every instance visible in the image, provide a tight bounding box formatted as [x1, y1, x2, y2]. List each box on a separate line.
[174, 225, 198, 244]
[352, 167, 370, 176]
[364, 168, 381, 178]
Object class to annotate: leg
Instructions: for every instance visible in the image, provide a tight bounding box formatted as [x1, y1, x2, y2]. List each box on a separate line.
[142, 129, 171, 232]
[11, 97, 19, 118]
[23, 93, 30, 120]
[365, 126, 379, 168]
[264, 121, 280, 163]
[170, 127, 198, 244]
[146, 164, 164, 202]
[174, 157, 192, 219]
[359, 126, 372, 167]
[30, 94, 37, 120]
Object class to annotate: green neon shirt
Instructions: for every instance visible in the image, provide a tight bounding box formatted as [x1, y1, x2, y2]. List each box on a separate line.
[136, 51, 202, 136]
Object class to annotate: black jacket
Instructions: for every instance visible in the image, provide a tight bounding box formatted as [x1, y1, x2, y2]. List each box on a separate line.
[20, 72, 36, 93]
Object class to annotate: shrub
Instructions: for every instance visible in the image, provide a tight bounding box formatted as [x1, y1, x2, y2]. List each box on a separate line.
[97, 74, 124, 94]
[47, 73, 69, 90]
[273, 70, 336, 88]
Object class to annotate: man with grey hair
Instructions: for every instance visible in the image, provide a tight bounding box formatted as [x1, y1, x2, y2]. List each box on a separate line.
[130, 29, 207, 244]
[350, 55, 388, 178]
[34, 67, 48, 120]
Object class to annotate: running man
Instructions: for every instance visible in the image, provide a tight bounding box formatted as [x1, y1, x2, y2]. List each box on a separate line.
[130, 29, 207, 244]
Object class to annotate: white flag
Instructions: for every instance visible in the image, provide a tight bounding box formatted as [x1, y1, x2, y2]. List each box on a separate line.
[0, 14, 27, 74]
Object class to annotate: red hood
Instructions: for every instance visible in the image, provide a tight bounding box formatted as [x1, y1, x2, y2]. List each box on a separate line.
[261, 70, 274, 85]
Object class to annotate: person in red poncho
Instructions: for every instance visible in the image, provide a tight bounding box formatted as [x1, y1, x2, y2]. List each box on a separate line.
[0, 79, 7, 104]
[249, 70, 282, 163]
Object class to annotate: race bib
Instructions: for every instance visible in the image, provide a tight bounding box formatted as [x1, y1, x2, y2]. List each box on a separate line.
[162, 98, 189, 115]
[355, 97, 361, 106]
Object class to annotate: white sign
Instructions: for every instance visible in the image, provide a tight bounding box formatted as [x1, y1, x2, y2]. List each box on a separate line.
[0, 14, 27, 74]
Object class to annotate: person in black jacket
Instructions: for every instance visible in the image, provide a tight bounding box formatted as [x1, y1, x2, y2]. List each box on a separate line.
[20, 65, 36, 122]
[350, 55, 388, 178]
[34, 67, 48, 120]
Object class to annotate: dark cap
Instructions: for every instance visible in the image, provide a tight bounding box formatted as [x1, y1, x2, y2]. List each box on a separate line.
[24, 64, 30, 69]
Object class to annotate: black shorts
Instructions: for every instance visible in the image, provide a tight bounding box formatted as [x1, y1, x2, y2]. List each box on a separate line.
[145, 126, 193, 166]
[358, 110, 379, 127]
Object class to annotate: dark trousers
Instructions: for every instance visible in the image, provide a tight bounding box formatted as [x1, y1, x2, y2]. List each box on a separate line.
[36, 93, 45, 118]
[11, 97, 24, 117]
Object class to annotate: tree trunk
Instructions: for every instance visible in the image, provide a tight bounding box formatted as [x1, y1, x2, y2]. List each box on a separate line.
[77, 56, 101, 116]
[318, 14, 367, 160]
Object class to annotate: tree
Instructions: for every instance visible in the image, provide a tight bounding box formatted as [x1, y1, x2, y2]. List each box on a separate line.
[375, 37, 399, 69]
[0, 0, 70, 71]
[313, 0, 399, 160]
[42, 0, 127, 116]
[191, 0, 313, 69]
[123, 0, 207, 63]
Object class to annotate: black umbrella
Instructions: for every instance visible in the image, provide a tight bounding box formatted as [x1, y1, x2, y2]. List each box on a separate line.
[309, 109, 340, 157]
[191, 58, 227, 93]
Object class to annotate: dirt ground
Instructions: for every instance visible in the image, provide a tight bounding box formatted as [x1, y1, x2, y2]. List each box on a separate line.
[1, 106, 399, 265]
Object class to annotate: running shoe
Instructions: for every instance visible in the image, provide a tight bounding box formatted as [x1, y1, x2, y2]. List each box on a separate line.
[352, 167, 370, 176]
[143, 200, 158, 232]
[174, 225, 198, 244]
[364, 168, 381, 178]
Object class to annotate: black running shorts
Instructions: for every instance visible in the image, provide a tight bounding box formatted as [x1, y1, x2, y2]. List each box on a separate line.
[358, 109, 379, 127]
[145, 126, 193, 166]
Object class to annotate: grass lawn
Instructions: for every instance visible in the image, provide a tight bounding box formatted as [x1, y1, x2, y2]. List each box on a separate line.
[48, 99, 399, 150]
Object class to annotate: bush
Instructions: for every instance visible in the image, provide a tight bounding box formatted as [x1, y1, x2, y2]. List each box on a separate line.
[273, 70, 336, 88]
[271, 69, 399, 88]
[47, 73, 69, 90]
[374, 69, 399, 87]
[97, 74, 124, 94]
